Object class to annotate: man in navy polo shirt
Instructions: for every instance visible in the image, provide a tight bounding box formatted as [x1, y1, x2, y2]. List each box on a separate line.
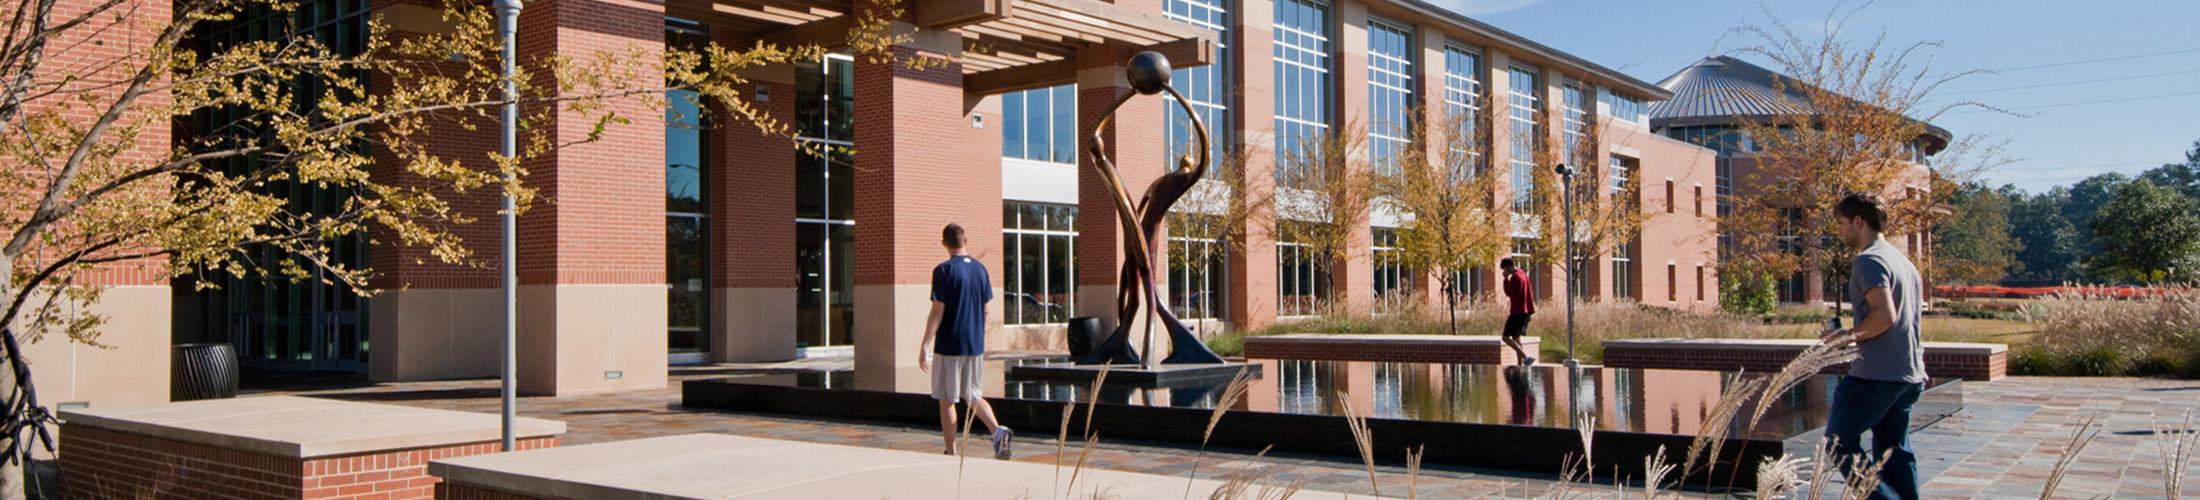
[920, 223, 1013, 459]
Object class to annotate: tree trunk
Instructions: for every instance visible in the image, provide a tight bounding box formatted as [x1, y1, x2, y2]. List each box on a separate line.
[0, 255, 30, 500]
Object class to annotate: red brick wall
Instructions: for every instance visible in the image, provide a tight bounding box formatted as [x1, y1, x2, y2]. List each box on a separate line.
[60, 423, 555, 500]
[851, 46, 1002, 288]
[1619, 123, 1720, 311]
[513, 0, 667, 287]
[710, 32, 799, 291]
[7, 0, 172, 287]
[1227, 0, 1279, 331]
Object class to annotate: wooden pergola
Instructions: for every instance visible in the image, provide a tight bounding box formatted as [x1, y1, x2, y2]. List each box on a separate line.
[668, 0, 1217, 95]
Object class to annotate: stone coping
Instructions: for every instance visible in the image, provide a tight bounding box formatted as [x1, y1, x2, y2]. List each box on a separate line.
[430, 433, 1368, 499]
[59, 395, 565, 459]
[1603, 338, 2007, 355]
[1251, 333, 1515, 343]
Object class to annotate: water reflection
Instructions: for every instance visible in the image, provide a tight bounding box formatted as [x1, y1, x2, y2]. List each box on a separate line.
[763, 359, 1953, 440]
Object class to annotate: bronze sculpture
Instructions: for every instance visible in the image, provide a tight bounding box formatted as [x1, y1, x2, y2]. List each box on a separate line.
[1076, 51, 1227, 366]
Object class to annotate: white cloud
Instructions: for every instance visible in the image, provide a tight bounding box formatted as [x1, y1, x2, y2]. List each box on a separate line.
[1425, 0, 1550, 16]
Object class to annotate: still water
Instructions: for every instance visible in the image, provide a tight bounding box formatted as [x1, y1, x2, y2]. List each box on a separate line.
[759, 359, 1957, 440]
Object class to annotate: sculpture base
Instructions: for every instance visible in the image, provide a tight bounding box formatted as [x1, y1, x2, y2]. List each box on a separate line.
[1006, 361, 1261, 388]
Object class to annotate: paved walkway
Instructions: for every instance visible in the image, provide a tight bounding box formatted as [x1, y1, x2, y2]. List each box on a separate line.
[245, 359, 2198, 499]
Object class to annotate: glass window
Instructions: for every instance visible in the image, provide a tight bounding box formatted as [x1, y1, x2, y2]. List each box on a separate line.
[1442, 45, 1483, 177]
[1373, 228, 1405, 300]
[1599, 90, 1645, 124]
[666, 85, 708, 354]
[1273, 0, 1331, 182]
[1277, 230, 1331, 317]
[1367, 20, 1413, 176]
[796, 54, 857, 348]
[1001, 84, 1078, 163]
[1004, 202, 1077, 325]
[1508, 65, 1540, 213]
[1607, 155, 1635, 301]
[1561, 82, 1587, 166]
[1167, 214, 1230, 321]
[1165, 0, 1231, 171]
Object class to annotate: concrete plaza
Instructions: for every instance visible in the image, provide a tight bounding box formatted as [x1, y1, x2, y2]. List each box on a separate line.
[245, 356, 2198, 499]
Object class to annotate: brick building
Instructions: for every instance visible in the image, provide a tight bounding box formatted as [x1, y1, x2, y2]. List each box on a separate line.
[1649, 56, 1945, 305]
[28, 0, 1725, 407]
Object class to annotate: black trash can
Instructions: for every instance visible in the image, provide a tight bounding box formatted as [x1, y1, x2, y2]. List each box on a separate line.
[1066, 317, 1100, 360]
[171, 343, 239, 401]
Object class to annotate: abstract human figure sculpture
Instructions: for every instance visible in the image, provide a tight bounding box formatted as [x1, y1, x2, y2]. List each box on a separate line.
[1077, 51, 1227, 366]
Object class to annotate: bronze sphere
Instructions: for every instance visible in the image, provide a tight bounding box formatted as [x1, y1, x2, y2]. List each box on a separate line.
[1125, 51, 1171, 95]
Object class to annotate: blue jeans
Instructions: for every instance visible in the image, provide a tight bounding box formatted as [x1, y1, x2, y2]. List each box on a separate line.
[1825, 376, 1925, 500]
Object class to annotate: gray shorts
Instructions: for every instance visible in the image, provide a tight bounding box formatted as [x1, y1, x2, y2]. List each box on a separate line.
[931, 354, 985, 402]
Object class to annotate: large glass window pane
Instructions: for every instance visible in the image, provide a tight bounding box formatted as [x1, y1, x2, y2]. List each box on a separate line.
[1508, 65, 1540, 213]
[827, 147, 853, 220]
[796, 150, 826, 219]
[1003, 91, 1025, 158]
[667, 216, 707, 353]
[1002, 202, 1078, 325]
[1367, 21, 1412, 175]
[1052, 85, 1076, 164]
[827, 57, 854, 141]
[796, 222, 826, 347]
[828, 224, 854, 346]
[667, 90, 705, 215]
[1047, 233, 1073, 322]
[1026, 90, 1050, 162]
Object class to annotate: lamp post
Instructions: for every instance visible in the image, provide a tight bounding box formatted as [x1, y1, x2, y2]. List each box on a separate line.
[1554, 163, 1577, 369]
[494, 0, 522, 453]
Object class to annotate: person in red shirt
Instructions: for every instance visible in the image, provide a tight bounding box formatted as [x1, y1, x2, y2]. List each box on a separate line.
[1500, 258, 1537, 366]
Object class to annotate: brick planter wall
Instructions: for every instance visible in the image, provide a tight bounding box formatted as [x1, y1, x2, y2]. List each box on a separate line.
[1241, 334, 1535, 365]
[60, 424, 556, 500]
[1601, 339, 2006, 381]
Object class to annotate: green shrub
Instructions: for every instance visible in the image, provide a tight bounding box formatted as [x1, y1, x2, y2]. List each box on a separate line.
[2065, 348, 2126, 377]
[1721, 271, 1778, 316]
[2010, 347, 2058, 376]
[1204, 331, 1246, 357]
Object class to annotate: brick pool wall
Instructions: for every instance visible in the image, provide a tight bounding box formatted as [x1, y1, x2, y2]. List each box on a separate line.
[1601, 341, 2006, 381]
[1241, 335, 1535, 365]
[60, 423, 556, 500]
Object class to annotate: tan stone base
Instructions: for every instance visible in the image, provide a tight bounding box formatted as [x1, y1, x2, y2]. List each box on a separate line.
[19, 285, 170, 408]
[710, 287, 795, 363]
[370, 288, 502, 382]
[518, 284, 667, 396]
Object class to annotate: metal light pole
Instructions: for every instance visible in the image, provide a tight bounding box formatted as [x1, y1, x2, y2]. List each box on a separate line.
[494, 0, 523, 453]
[1554, 163, 1578, 369]
[1556, 163, 1587, 430]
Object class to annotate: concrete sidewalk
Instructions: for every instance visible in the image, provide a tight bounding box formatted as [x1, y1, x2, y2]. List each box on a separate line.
[432, 433, 1376, 499]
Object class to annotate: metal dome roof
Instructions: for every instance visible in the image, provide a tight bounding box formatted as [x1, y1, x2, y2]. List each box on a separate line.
[1649, 56, 1952, 153]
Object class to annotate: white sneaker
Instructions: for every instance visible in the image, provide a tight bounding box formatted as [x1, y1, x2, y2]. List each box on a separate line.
[991, 427, 1014, 460]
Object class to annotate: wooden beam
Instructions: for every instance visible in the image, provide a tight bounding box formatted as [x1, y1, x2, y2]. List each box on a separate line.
[761, 15, 854, 48]
[1018, 0, 1208, 41]
[916, 0, 1011, 30]
[1148, 36, 1214, 68]
[963, 58, 1076, 96]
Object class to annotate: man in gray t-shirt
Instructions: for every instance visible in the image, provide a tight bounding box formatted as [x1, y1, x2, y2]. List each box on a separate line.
[1820, 193, 1927, 500]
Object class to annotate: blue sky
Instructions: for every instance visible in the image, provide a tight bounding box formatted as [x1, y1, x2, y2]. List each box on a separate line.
[1459, 0, 2200, 193]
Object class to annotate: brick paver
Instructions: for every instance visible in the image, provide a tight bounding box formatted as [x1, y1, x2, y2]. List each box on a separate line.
[246, 361, 2198, 499]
